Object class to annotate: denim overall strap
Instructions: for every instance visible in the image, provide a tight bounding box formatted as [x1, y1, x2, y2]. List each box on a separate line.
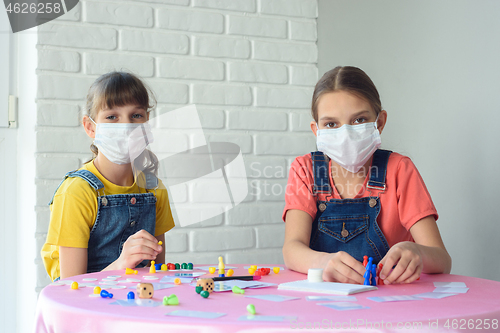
[48, 170, 104, 205]
[87, 192, 157, 273]
[368, 149, 392, 191]
[311, 151, 331, 195]
[309, 149, 392, 263]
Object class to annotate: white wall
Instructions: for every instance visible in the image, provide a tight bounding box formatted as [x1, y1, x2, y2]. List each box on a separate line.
[318, 0, 500, 281]
[35, 0, 319, 291]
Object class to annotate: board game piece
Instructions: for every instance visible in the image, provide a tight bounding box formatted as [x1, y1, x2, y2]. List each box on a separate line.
[195, 286, 203, 294]
[196, 278, 214, 293]
[150, 261, 156, 274]
[174, 278, 181, 285]
[247, 304, 256, 315]
[127, 291, 135, 299]
[232, 286, 245, 294]
[125, 268, 137, 275]
[371, 262, 377, 286]
[218, 256, 225, 277]
[100, 290, 113, 298]
[200, 290, 210, 298]
[377, 264, 384, 285]
[188, 263, 193, 269]
[273, 267, 280, 274]
[137, 283, 154, 299]
[227, 269, 234, 277]
[209, 267, 216, 274]
[163, 294, 179, 305]
[71, 282, 78, 290]
[363, 255, 368, 267]
[161, 264, 168, 271]
[93, 286, 101, 294]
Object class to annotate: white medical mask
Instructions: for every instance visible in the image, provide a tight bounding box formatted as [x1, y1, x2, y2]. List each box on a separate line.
[90, 118, 154, 165]
[316, 118, 381, 173]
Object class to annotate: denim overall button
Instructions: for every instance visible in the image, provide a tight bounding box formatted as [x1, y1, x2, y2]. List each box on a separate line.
[130, 221, 136, 227]
[130, 197, 136, 205]
[319, 203, 327, 212]
[369, 198, 377, 208]
[101, 197, 108, 206]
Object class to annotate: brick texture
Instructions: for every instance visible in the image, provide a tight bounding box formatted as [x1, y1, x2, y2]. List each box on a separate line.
[35, 0, 318, 290]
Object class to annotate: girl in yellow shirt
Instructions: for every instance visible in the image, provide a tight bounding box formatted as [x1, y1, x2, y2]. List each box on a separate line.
[42, 72, 175, 281]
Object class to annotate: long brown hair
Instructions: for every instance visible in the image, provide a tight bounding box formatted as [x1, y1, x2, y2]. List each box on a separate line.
[311, 66, 382, 122]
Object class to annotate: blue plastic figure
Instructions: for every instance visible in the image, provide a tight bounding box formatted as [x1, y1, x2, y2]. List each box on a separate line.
[363, 257, 374, 286]
[127, 291, 135, 300]
[100, 290, 113, 298]
[371, 262, 377, 286]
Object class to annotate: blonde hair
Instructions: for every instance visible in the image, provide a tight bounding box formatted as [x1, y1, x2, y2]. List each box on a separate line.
[311, 66, 382, 122]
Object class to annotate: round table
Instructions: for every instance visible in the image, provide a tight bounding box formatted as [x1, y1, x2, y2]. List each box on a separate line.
[34, 264, 500, 332]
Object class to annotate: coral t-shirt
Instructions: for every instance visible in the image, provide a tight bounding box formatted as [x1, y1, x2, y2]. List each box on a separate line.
[283, 152, 438, 247]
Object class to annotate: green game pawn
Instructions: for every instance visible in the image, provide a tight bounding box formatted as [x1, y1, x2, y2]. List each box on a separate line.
[247, 304, 256, 315]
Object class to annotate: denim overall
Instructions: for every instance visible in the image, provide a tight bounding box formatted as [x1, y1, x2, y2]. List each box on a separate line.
[309, 149, 392, 263]
[49, 169, 157, 273]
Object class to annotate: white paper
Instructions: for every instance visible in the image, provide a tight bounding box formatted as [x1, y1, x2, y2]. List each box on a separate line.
[278, 280, 377, 295]
[433, 287, 469, 294]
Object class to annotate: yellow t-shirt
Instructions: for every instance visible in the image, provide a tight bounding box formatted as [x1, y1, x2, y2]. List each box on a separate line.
[41, 161, 175, 281]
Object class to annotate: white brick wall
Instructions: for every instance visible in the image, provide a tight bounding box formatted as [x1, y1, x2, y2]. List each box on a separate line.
[35, 0, 318, 290]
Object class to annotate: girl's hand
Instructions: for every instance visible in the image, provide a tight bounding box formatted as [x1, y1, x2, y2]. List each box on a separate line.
[379, 241, 423, 284]
[322, 251, 366, 284]
[114, 229, 163, 269]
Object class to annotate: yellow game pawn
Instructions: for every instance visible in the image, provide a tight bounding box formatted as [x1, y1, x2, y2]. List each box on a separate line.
[218, 256, 225, 277]
[150, 261, 156, 274]
[125, 268, 138, 275]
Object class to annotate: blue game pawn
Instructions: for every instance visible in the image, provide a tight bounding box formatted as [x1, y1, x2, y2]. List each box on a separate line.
[363, 265, 371, 285]
[363, 257, 374, 285]
[127, 291, 135, 300]
[371, 262, 377, 286]
[100, 290, 113, 298]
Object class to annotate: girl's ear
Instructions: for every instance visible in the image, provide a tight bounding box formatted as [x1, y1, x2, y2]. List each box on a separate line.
[310, 121, 318, 137]
[377, 110, 388, 134]
[83, 116, 96, 139]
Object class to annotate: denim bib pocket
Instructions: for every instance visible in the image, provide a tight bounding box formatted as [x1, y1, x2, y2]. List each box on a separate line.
[318, 215, 369, 243]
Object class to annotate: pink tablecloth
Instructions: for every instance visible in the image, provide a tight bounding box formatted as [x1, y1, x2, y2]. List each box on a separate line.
[34, 264, 500, 333]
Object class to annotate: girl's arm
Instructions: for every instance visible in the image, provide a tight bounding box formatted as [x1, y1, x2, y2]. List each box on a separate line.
[59, 246, 88, 279]
[379, 215, 452, 284]
[283, 209, 366, 284]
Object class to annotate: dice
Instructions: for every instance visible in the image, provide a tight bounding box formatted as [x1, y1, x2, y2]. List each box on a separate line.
[196, 278, 214, 293]
[137, 283, 154, 299]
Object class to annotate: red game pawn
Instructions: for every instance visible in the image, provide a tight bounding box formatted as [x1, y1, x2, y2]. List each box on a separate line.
[377, 264, 384, 285]
[363, 256, 368, 267]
